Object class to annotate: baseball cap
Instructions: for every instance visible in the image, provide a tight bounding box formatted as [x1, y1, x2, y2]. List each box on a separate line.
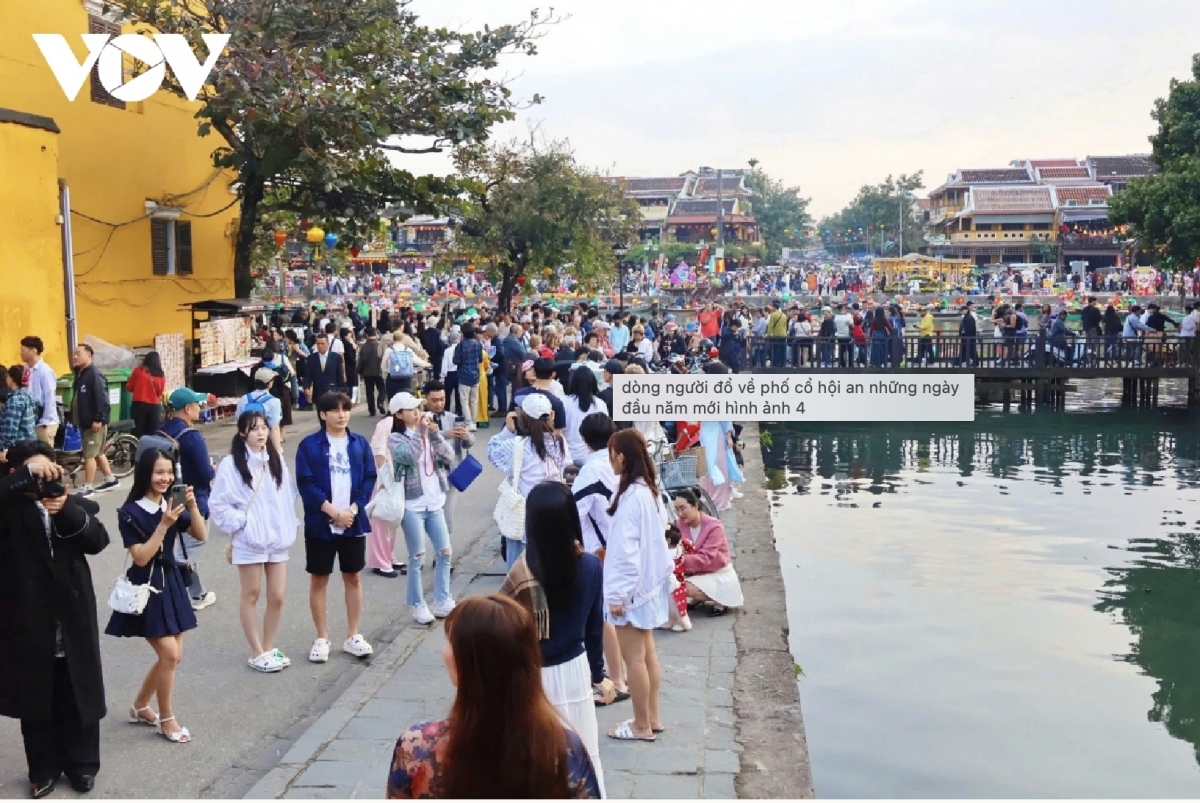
[167, 388, 208, 410]
[254, 367, 277, 383]
[594, 320, 611, 329]
[604, 359, 625, 376]
[521, 359, 536, 374]
[520, 392, 554, 420]
[388, 392, 422, 414]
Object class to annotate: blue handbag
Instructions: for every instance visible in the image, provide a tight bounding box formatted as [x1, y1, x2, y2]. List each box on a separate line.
[447, 454, 483, 492]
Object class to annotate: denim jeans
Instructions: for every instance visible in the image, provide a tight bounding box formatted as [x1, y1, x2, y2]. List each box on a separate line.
[505, 537, 525, 571]
[400, 507, 452, 608]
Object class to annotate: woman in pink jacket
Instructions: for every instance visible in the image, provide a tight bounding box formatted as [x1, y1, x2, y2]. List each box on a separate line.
[671, 490, 744, 616]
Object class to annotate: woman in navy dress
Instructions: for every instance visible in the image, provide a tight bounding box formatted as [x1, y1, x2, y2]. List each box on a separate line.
[105, 448, 207, 743]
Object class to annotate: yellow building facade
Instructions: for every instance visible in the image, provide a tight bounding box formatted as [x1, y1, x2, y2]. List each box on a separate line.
[0, 0, 237, 375]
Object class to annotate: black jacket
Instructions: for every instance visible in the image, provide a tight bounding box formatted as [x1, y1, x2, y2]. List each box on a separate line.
[0, 466, 110, 724]
[72, 363, 110, 427]
[1080, 305, 1102, 332]
[960, 312, 978, 337]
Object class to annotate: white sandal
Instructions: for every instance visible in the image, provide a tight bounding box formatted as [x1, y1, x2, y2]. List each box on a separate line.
[128, 704, 159, 727]
[159, 716, 191, 743]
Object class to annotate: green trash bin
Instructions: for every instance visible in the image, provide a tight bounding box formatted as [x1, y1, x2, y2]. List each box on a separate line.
[103, 368, 133, 424]
[56, 374, 74, 413]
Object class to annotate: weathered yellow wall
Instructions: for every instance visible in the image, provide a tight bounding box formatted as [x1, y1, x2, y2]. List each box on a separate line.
[0, 120, 69, 374]
[0, 0, 237, 355]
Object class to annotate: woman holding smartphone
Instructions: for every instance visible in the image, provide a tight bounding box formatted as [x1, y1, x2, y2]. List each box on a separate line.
[105, 448, 207, 743]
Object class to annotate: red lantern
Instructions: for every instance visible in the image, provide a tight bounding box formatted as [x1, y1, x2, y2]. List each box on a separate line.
[300, 219, 310, 229]
[350, 246, 360, 258]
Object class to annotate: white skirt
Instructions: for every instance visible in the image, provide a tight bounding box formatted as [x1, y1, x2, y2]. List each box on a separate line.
[688, 563, 744, 608]
[543, 653, 606, 798]
[605, 579, 671, 630]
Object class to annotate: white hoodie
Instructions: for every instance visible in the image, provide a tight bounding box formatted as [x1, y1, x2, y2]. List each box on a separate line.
[603, 480, 672, 610]
[210, 446, 299, 555]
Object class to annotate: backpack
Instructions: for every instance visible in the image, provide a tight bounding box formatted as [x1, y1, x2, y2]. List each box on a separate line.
[387, 347, 414, 379]
[243, 391, 272, 418]
[136, 428, 180, 466]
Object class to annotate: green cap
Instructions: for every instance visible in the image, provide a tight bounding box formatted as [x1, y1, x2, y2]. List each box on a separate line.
[167, 388, 208, 410]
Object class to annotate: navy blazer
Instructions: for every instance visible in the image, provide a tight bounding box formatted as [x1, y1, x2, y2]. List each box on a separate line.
[295, 427, 376, 541]
[304, 351, 344, 399]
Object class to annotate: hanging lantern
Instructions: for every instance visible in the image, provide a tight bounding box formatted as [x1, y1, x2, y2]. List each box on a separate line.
[300, 219, 310, 229]
[324, 232, 339, 250]
[306, 227, 325, 244]
[350, 246, 360, 258]
[273, 230, 288, 248]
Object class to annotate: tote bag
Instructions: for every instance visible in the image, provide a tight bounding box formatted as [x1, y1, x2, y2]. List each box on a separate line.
[365, 460, 407, 526]
[493, 437, 527, 540]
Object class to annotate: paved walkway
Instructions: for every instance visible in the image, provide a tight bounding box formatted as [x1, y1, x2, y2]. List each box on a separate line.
[248, 516, 745, 800]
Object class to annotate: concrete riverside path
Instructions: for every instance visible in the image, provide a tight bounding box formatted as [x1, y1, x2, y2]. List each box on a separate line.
[246, 423, 813, 800]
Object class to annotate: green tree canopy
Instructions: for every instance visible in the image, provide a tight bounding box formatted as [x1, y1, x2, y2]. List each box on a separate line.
[819, 173, 925, 256]
[743, 166, 812, 263]
[1110, 54, 1200, 270]
[107, 0, 553, 296]
[453, 138, 641, 312]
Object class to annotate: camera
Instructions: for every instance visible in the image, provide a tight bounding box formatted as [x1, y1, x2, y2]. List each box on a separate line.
[38, 479, 66, 499]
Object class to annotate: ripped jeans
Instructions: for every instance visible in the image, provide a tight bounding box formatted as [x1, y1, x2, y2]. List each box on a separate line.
[400, 507, 452, 608]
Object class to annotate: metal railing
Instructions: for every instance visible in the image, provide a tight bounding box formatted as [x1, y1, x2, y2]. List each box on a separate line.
[743, 333, 1200, 372]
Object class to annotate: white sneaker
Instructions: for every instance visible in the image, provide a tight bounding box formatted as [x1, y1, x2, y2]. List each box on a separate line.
[343, 634, 374, 658]
[308, 638, 331, 663]
[412, 603, 435, 625]
[191, 591, 216, 611]
[430, 599, 456, 619]
[731, 488, 744, 499]
[248, 651, 285, 673]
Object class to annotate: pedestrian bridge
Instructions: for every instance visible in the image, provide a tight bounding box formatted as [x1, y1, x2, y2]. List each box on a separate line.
[744, 334, 1200, 408]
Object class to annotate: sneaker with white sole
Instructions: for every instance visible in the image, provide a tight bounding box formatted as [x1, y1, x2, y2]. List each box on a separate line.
[731, 488, 744, 499]
[412, 603, 435, 625]
[248, 651, 285, 673]
[79, 485, 95, 498]
[343, 634, 373, 658]
[430, 599, 456, 619]
[308, 638, 331, 663]
[96, 477, 119, 492]
[190, 591, 216, 611]
[271, 649, 291, 668]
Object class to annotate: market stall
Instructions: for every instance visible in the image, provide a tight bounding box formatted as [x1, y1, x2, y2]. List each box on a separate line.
[181, 299, 270, 403]
[874, 254, 972, 291]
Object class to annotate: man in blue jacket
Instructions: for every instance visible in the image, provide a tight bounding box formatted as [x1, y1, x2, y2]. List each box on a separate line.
[296, 391, 377, 664]
[161, 388, 218, 611]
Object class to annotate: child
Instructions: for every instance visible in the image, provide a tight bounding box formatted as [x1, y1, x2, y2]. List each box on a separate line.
[663, 524, 693, 633]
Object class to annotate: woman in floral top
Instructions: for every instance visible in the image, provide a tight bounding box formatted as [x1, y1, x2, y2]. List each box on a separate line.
[387, 595, 601, 799]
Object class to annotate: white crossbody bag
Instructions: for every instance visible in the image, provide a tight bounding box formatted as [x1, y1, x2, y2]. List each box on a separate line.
[493, 436, 527, 540]
[108, 516, 163, 615]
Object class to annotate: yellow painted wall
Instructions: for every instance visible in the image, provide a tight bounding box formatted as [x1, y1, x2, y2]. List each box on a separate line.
[0, 119, 69, 373]
[0, 0, 237, 355]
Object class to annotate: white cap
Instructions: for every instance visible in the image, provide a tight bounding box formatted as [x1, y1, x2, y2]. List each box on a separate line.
[520, 392, 554, 420]
[254, 367, 277, 383]
[388, 392, 422, 414]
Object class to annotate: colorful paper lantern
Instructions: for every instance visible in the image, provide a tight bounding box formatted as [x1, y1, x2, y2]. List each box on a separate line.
[273, 230, 288, 248]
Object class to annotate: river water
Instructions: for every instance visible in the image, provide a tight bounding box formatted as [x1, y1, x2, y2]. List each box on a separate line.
[765, 379, 1200, 797]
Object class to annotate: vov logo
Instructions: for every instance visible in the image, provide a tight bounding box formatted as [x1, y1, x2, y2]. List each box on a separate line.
[33, 32, 231, 103]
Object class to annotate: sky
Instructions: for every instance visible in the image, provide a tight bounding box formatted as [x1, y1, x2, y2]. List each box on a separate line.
[391, 0, 1200, 218]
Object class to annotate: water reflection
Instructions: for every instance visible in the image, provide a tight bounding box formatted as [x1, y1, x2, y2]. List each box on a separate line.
[765, 404, 1200, 795]
[1097, 532, 1200, 766]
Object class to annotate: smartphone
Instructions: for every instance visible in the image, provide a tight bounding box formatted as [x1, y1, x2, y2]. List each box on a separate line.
[169, 483, 187, 509]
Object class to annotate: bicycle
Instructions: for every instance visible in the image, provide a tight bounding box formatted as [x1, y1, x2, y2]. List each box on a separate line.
[56, 419, 140, 486]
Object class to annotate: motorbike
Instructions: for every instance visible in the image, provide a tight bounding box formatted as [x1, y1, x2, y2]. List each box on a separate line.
[55, 418, 140, 486]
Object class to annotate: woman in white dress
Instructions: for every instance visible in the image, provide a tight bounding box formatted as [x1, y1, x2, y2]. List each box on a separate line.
[603, 429, 673, 743]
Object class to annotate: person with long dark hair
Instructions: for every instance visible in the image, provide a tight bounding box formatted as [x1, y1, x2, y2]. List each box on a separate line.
[209, 412, 299, 673]
[604, 428, 672, 742]
[501, 482, 613, 794]
[564, 366, 607, 467]
[869, 307, 892, 367]
[386, 595, 601, 799]
[104, 448, 207, 743]
[487, 395, 568, 569]
[127, 352, 166, 437]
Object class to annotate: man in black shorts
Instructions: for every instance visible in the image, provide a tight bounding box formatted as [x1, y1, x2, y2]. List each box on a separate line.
[295, 392, 377, 663]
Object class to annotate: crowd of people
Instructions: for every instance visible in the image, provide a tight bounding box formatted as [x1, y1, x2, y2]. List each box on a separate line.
[0, 295, 753, 799]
